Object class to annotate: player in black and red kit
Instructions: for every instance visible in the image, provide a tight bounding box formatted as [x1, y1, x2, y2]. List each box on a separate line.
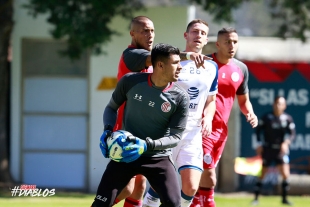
[91, 43, 189, 207]
[252, 96, 296, 206]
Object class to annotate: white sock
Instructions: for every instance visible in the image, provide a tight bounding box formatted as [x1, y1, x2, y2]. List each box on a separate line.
[181, 191, 194, 207]
[181, 197, 193, 207]
[143, 192, 160, 207]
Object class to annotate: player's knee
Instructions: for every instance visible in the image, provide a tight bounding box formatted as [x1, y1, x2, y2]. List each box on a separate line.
[134, 175, 147, 193]
[201, 170, 217, 188]
[118, 178, 135, 200]
[135, 175, 147, 188]
[125, 182, 135, 192]
[130, 175, 147, 199]
[209, 177, 217, 188]
[182, 182, 198, 196]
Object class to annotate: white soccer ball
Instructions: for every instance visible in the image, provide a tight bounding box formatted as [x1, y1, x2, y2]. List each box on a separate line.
[107, 130, 134, 162]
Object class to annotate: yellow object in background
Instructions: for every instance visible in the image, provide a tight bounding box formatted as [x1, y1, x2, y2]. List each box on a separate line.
[97, 77, 118, 90]
[234, 155, 263, 177]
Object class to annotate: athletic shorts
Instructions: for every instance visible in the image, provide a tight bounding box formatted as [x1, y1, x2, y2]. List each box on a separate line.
[262, 147, 289, 167]
[93, 156, 180, 207]
[172, 125, 203, 172]
[202, 137, 227, 169]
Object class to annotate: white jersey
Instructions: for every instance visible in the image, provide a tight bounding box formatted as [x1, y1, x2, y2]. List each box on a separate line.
[173, 59, 218, 171]
[178, 60, 218, 130]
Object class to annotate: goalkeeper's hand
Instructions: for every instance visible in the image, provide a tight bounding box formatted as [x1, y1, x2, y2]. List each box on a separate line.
[99, 125, 113, 158]
[121, 136, 155, 163]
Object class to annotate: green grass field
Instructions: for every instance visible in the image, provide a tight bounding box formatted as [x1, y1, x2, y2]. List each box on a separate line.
[0, 191, 309, 207]
[0, 192, 310, 207]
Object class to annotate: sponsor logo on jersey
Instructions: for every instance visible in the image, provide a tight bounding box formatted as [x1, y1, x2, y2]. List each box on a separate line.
[187, 87, 199, 100]
[203, 153, 212, 165]
[161, 102, 171, 112]
[231, 72, 240, 82]
[134, 94, 142, 101]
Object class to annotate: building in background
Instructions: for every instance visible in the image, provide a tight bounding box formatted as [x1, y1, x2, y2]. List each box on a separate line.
[10, 0, 310, 193]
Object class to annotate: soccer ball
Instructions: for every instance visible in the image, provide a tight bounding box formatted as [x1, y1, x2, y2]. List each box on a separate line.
[106, 130, 134, 162]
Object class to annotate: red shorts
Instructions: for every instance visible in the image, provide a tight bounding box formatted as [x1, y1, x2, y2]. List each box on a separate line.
[202, 138, 227, 169]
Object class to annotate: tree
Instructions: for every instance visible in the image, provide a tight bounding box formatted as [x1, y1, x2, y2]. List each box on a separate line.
[191, 0, 310, 42]
[0, 0, 13, 185]
[24, 0, 145, 59]
[0, 0, 309, 184]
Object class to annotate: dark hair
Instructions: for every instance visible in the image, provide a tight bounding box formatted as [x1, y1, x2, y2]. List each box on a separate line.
[274, 96, 286, 103]
[217, 27, 237, 37]
[151, 43, 180, 66]
[186, 19, 209, 32]
[131, 16, 152, 28]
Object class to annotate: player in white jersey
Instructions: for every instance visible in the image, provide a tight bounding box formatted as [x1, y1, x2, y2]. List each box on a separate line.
[174, 59, 218, 170]
[143, 19, 218, 207]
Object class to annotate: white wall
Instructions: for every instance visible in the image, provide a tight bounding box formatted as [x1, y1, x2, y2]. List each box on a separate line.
[237, 37, 310, 62]
[11, 0, 55, 182]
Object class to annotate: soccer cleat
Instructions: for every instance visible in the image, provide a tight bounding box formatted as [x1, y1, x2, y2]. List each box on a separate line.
[251, 199, 259, 206]
[282, 200, 293, 206]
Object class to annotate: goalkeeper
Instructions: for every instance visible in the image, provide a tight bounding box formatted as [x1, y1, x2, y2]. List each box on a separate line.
[90, 43, 189, 207]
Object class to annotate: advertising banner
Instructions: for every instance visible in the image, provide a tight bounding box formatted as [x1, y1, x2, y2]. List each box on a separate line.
[238, 61, 310, 191]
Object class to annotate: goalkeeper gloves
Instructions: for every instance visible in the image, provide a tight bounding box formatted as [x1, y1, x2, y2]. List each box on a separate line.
[121, 137, 155, 163]
[99, 125, 113, 158]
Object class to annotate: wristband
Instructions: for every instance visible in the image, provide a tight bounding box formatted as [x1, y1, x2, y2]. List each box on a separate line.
[186, 52, 193, 60]
[145, 137, 155, 151]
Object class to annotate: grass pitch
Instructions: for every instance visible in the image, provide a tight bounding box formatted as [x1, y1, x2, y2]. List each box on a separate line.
[0, 191, 309, 207]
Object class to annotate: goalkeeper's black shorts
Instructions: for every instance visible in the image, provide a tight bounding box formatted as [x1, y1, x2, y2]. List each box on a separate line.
[92, 155, 180, 207]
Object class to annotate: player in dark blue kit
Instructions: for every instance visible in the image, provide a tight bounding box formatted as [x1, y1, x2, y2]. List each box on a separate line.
[252, 96, 296, 206]
[91, 43, 190, 207]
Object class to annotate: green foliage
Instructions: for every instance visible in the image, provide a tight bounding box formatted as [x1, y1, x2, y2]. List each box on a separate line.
[190, 0, 249, 22]
[191, 0, 310, 42]
[23, 0, 145, 59]
[268, 0, 310, 42]
[23, 0, 310, 59]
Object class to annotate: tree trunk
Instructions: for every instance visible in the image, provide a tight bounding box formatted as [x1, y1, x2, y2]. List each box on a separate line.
[0, 0, 14, 186]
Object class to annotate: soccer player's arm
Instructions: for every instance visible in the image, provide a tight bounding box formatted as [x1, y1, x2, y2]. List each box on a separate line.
[284, 115, 296, 145]
[103, 75, 128, 128]
[203, 95, 217, 119]
[202, 62, 218, 136]
[236, 64, 257, 127]
[179, 52, 212, 69]
[123, 49, 152, 72]
[237, 93, 255, 116]
[148, 91, 190, 151]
